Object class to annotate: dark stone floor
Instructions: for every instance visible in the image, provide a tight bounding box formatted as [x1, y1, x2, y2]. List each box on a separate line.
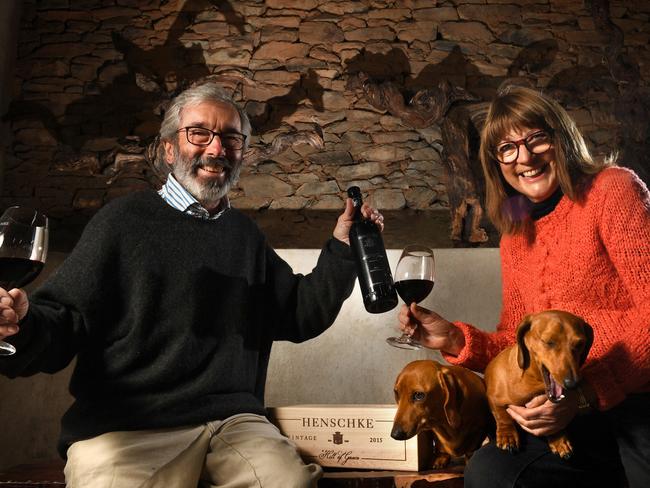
[241, 209, 499, 249]
[48, 209, 499, 252]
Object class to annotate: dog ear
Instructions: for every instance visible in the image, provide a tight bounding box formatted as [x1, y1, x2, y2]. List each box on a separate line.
[516, 315, 533, 370]
[580, 321, 594, 365]
[438, 368, 461, 429]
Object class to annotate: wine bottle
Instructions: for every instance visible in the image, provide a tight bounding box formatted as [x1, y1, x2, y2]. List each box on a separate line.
[347, 186, 398, 314]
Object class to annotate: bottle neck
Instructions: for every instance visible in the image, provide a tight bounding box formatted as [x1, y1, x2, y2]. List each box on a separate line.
[347, 186, 364, 222]
[352, 201, 363, 222]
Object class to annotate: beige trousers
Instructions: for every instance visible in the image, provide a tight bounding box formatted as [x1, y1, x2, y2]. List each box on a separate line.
[64, 413, 322, 488]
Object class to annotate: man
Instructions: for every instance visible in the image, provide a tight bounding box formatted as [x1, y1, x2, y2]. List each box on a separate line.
[0, 83, 384, 487]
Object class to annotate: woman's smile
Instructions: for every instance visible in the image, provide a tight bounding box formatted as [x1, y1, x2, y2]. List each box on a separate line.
[518, 164, 549, 179]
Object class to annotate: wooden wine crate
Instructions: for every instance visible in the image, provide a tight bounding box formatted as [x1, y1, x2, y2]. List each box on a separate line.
[268, 404, 433, 471]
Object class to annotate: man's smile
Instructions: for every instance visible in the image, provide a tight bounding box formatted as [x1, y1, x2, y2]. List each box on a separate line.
[192, 157, 235, 180]
[197, 165, 226, 177]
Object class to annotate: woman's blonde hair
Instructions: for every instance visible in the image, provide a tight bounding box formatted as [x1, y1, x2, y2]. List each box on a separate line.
[479, 85, 612, 235]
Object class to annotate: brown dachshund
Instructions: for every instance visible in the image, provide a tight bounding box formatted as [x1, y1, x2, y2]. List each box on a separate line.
[484, 310, 593, 459]
[391, 360, 491, 468]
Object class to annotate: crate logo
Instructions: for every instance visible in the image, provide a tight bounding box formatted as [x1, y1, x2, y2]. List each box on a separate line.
[329, 431, 349, 445]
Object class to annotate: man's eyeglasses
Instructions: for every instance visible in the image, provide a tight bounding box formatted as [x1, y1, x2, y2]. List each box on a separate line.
[494, 130, 552, 164]
[178, 127, 247, 151]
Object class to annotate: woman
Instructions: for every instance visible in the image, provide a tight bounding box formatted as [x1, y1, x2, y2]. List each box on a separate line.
[399, 86, 650, 488]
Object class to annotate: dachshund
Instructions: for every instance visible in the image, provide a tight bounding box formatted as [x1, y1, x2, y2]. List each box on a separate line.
[484, 310, 593, 459]
[391, 360, 491, 468]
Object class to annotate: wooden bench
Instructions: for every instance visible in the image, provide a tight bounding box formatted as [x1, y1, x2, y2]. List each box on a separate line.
[320, 467, 464, 487]
[0, 461, 464, 487]
[0, 461, 65, 487]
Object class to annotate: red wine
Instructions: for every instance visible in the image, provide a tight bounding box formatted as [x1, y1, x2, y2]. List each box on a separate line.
[0, 257, 44, 289]
[347, 186, 398, 314]
[395, 279, 434, 304]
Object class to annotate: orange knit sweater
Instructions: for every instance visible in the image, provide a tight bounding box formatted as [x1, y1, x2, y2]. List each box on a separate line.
[444, 166, 650, 411]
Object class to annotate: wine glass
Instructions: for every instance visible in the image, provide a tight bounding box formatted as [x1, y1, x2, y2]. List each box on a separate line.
[0, 206, 48, 356]
[386, 245, 435, 350]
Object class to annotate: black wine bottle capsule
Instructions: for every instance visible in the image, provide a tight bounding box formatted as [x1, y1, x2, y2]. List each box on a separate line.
[347, 186, 398, 314]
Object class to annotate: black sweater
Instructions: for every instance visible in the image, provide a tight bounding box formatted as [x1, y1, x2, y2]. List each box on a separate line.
[0, 191, 357, 456]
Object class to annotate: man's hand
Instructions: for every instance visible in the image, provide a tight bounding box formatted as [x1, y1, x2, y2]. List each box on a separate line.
[507, 393, 579, 437]
[0, 288, 29, 341]
[333, 198, 384, 245]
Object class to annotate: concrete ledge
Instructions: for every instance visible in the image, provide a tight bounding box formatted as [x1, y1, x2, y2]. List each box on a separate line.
[0, 248, 501, 469]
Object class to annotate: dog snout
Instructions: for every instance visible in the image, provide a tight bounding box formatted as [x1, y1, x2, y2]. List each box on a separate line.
[391, 424, 409, 440]
[562, 368, 581, 390]
[563, 377, 578, 390]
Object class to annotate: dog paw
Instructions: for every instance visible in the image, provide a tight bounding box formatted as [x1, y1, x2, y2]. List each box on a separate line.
[496, 430, 519, 453]
[432, 453, 451, 469]
[548, 436, 573, 459]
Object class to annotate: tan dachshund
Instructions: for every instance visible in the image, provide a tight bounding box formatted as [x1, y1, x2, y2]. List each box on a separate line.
[484, 310, 593, 459]
[391, 360, 491, 468]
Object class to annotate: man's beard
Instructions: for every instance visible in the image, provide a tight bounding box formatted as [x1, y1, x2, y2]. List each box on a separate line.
[172, 147, 242, 208]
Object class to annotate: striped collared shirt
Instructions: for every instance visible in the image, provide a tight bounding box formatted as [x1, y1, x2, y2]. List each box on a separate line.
[158, 173, 230, 220]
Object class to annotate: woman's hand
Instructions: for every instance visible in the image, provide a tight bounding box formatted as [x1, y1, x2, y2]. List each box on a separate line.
[0, 288, 29, 341]
[507, 392, 580, 436]
[397, 303, 465, 355]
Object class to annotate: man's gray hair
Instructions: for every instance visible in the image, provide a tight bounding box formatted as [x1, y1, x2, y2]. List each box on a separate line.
[159, 82, 252, 149]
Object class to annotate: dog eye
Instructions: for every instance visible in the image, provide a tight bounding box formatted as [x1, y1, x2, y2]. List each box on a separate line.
[412, 391, 425, 402]
[571, 343, 584, 357]
[544, 340, 556, 348]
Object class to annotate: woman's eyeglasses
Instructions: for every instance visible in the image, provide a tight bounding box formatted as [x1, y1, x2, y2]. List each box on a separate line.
[494, 130, 552, 164]
[178, 127, 246, 150]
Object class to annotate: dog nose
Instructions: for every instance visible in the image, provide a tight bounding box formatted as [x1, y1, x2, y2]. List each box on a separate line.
[391, 425, 408, 440]
[563, 377, 578, 389]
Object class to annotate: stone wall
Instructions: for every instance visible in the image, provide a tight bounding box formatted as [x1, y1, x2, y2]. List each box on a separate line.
[2, 0, 649, 248]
